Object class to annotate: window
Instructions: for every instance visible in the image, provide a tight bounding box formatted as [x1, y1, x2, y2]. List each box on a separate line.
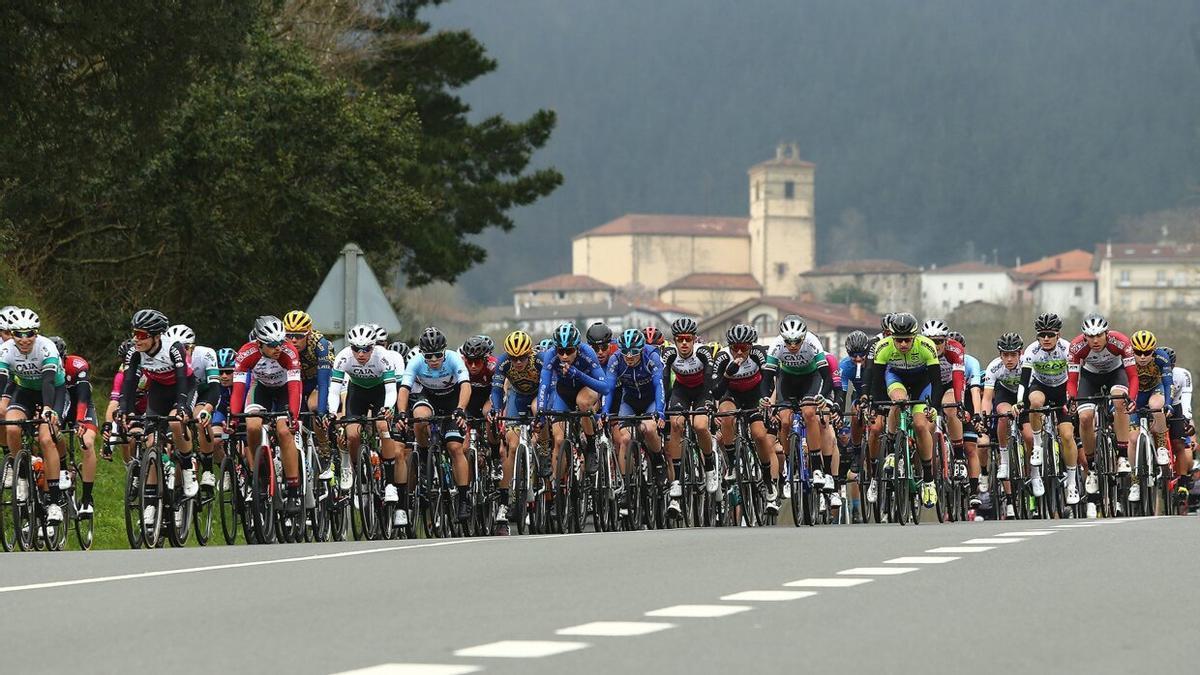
[958, 282, 963, 290]
[942, 282, 948, 290]
[976, 282, 982, 290]
[754, 182, 761, 202]
[784, 181, 795, 199]
[556, 291, 566, 300]
[1074, 285, 1082, 297]
[1119, 270, 1130, 283]
[752, 313, 772, 337]
[775, 262, 788, 279]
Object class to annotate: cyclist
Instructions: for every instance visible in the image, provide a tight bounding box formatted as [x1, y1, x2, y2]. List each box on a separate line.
[49, 336, 100, 518]
[764, 315, 834, 495]
[0, 309, 67, 524]
[229, 315, 305, 514]
[1067, 313, 1138, 518]
[863, 314, 894, 498]
[604, 329, 669, 511]
[283, 310, 335, 477]
[1130, 330, 1174, 464]
[662, 317, 718, 494]
[921, 319, 967, 488]
[327, 324, 402, 526]
[537, 338, 555, 355]
[105, 339, 145, 463]
[839, 330, 873, 507]
[980, 332, 1024, 517]
[1165, 347, 1194, 498]
[164, 324, 222, 489]
[210, 347, 236, 468]
[870, 312, 942, 509]
[712, 323, 780, 514]
[489, 330, 543, 534]
[537, 322, 612, 478]
[1017, 313, 1078, 505]
[643, 326, 665, 355]
[118, 309, 199, 522]
[396, 327, 472, 522]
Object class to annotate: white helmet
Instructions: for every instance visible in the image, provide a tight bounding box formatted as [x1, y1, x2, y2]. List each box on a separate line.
[0, 305, 17, 331]
[778, 314, 807, 342]
[346, 324, 376, 349]
[1080, 313, 1109, 337]
[921, 318, 949, 338]
[8, 308, 40, 332]
[164, 324, 195, 346]
[253, 315, 286, 345]
[368, 323, 387, 344]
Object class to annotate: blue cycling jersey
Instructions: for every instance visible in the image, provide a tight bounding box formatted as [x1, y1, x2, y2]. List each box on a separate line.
[537, 343, 611, 411]
[603, 346, 665, 415]
[964, 354, 982, 387]
[838, 356, 869, 396]
[401, 350, 469, 396]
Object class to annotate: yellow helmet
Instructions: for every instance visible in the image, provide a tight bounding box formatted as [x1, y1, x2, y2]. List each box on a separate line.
[504, 330, 533, 358]
[283, 310, 312, 333]
[1130, 330, 1156, 352]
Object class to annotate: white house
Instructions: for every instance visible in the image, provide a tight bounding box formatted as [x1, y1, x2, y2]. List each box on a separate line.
[921, 262, 1013, 318]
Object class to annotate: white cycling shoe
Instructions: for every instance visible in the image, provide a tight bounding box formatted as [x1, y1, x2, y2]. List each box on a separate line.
[866, 479, 878, 504]
[704, 469, 719, 494]
[1030, 444, 1043, 467]
[1155, 446, 1170, 466]
[1065, 482, 1081, 505]
[1030, 476, 1045, 497]
[45, 503, 63, 524]
[829, 491, 842, 508]
[1117, 457, 1132, 474]
[1086, 502, 1098, 519]
[1085, 472, 1100, 494]
[1128, 483, 1141, 503]
[668, 480, 682, 498]
[393, 509, 409, 528]
[181, 469, 199, 498]
[995, 463, 1010, 480]
[200, 470, 216, 488]
[384, 484, 398, 503]
[340, 467, 354, 491]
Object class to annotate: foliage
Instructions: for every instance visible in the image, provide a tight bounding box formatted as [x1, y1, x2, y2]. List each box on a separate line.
[824, 284, 879, 311]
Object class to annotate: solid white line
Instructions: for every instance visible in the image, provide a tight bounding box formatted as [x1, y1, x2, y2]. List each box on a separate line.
[720, 590, 817, 602]
[962, 537, 1025, 544]
[884, 556, 959, 564]
[1000, 530, 1058, 536]
[784, 578, 874, 588]
[454, 640, 589, 658]
[331, 665, 482, 675]
[926, 546, 994, 553]
[0, 539, 483, 595]
[645, 605, 753, 618]
[1055, 523, 1101, 528]
[556, 621, 675, 637]
[838, 567, 918, 576]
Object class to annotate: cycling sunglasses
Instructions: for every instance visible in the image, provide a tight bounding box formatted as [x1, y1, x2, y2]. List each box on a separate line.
[131, 329, 152, 340]
[930, 337, 946, 345]
[258, 339, 284, 348]
[424, 351, 445, 360]
[558, 347, 577, 357]
[350, 345, 372, 353]
[783, 337, 805, 346]
[621, 347, 642, 356]
[893, 336, 915, 344]
[12, 329, 38, 339]
[848, 351, 868, 359]
[285, 332, 307, 340]
[1036, 331, 1058, 339]
[1133, 349, 1155, 357]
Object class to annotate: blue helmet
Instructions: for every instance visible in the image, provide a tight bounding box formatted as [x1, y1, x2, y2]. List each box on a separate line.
[618, 328, 645, 352]
[217, 347, 237, 370]
[537, 338, 555, 353]
[553, 323, 581, 349]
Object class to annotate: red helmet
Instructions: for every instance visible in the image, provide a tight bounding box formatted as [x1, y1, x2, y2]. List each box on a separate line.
[642, 326, 664, 346]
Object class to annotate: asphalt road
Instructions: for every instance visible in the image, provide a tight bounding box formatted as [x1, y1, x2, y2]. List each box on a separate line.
[0, 517, 1194, 675]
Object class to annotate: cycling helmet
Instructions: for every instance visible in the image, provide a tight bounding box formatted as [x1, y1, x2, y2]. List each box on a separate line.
[671, 317, 699, 337]
[130, 308, 168, 335]
[585, 322, 612, 347]
[419, 326, 447, 353]
[1080, 313, 1109, 337]
[881, 312, 896, 333]
[642, 326, 663, 346]
[366, 323, 387, 345]
[253, 315, 286, 345]
[283, 310, 312, 333]
[1033, 312, 1062, 333]
[217, 347, 237, 369]
[778, 315, 807, 342]
[346, 324, 376, 349]
[845, 330, 870, 355]
[0, 306, 14, 331]
[461, 336, 489, 359]
[726, 323, 757, 345]
[947, 331, 966, 347]
[388, 341, 411, 361]
[889, 312, 918, 337]
[1130, 330, 1156, 352]
[48, 336, 67, 357]
[921, 318, 949, 339]
[503, 331, 534, 358]
[618, 328, 646, 352]
[8, 308, 40, 332]
[117, 338, 136, 363]
[997, 332, 1023, 352]
[553, 323, 581, 349]
[537, 338, 555, 353]
[1163, 346, 1177, 368]
[477, 334, 495, 355]
[164, 324, 195, 346]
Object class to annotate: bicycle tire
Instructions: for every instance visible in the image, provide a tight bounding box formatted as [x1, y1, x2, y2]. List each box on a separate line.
[217, 455, 239, 545]
[512, 446, 529, 535]
[251, 445, 276, 544]
[0, 455, 13, 552]
[138, 449, 164, 549]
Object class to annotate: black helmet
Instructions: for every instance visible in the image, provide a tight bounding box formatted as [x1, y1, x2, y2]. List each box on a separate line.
[131, 309, 169, 335]
[388, 341, 411, 361]
[889, 312, 917, 337]
[670, 317, 698, 337]
[476, 334, 495, 355]
[845, 330, 870, 355]
[726, 323, 757, 345]
[49, 336, 67, 357]
[1163, 346, 1177, 368]
[585, 322, 612, 346]
[461, 336, 490, 359]
[947, 330, 966, 348]
[881, 312, 896, 333]
[1033, 312, 1062, 333]
[419, 327, 447, 353]
[117, 338, 136, 363]
[997, 332, 1023, 352]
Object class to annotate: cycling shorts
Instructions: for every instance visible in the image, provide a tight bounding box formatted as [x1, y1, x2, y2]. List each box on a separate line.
[884, 368, 932, 413]
[504, 392, 535, 418]
[346, 382, 387, 418]
[412, 390, 464, 443]
[778, 370, 826, 402]
[667, 384, 707, 413]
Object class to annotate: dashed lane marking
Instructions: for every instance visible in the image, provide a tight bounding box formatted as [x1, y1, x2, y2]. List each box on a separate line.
[454, 641, 589, 658]
[645, 605, 753, 618]
[330, 665, 482, 675]
[926, 546, 994, 553]
[962, 537, 1025, 544]
[1000, 530, 1058, 536]
[556, 621, 675, 637]
[783, 578, 874, 588]
[884, 556, 960, 564]
[720, 590, 818, 602]
[837, 567, 918, 576]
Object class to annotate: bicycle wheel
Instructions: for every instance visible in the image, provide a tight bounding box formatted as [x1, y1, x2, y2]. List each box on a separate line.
[512, 446, 529, 535]
[10, 451, 35, 551]
[1, 455, 14, 552]
[788, 450, 803, 527]
[139, 450, 164, 549]
[352, 449, 378, 540]
[217, 455, 240, 545]
[194, 462, 214, 547]
[734, 440, 758, 527]
[251, 445, 276, 544]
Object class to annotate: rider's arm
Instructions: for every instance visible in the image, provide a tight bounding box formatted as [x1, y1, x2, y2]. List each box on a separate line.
[490, 356, 508, 411]
[574, 357, 612, 395]
[382, 371, 397, 411]
[120, 352, 143, 414]
[926, 363, 944, 406]
[169, 343, 190, 412]
[327, 374, 345, 416]
[1157, 352, 1173, 408]
[315, 339, 333, 416]
[1018, 365, 1033, 407]
[601, 358, 620, 415]
[1180, 370, 1194, 419]
[41, 362, 59, 411]
[650, 351, 666, 416]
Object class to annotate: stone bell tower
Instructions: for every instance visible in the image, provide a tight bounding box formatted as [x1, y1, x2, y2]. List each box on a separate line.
[748, 143, 815, 296]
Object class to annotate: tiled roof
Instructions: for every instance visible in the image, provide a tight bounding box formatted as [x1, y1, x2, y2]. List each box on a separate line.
[927, 261, 1010, 274]
[1013, 249, 1093, 275]
[1094, 242, 1199, 262]
[801, 259, 919, 276]
[513, 274, 614, 292]
[1030, 270, 1096, 283]
[698, 296, 879, 333]
[575, 214, 749, 239]
[661, 273, 762, 291]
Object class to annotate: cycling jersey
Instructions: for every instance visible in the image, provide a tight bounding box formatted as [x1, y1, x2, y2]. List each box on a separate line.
[490, 353, 544, 410]
[935, 339, 966, 403]
[0, 336, 64, 406]
[62, 354, 96, 428]
[1134, 348, 1173, 404]
[710, 345, 772, 399]
[1020, 338, 1070, 387]
[602, 346, 665, 415]
[190, 345, 221, 406]
[839, 356, 870, 398]
[401, 350, 469, 397]
[120, 337, 191, 414]
[298, 332, 334, 414]
[983, 358, 1022, 392]
[764, 334, 826, 375]
[537, 344, 611, 412]
[870, 335, 942, 404]
[1066, 332, 1138, 401]
[327, 345, 397, 415]
[230, 341, 302, 419]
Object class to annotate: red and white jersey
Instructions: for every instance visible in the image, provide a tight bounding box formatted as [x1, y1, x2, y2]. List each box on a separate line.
[232, 341, 302, 388]
[1067, 331, 1134, 375]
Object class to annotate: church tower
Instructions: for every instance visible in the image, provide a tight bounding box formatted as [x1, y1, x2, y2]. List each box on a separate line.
[748, 143, 815, 296]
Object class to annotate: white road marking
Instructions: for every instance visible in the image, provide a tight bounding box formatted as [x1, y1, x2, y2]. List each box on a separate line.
[645, 605, 753, 618]
[884, 556, 959, 564]
[331, 665, 481, 675]
[838, 567, 918, 576]
[0, 539, 483, 595]
[1001, 530, 1058, 536]
[1055, 523, 1101, 528]
[454, 641, 588, 658]
[720, 590, 818, 601]
[556, 621, 675, 636]
[784, 578, 874, 588]
[927, 546, 994, 553]
[962, 537, 1025, 544]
